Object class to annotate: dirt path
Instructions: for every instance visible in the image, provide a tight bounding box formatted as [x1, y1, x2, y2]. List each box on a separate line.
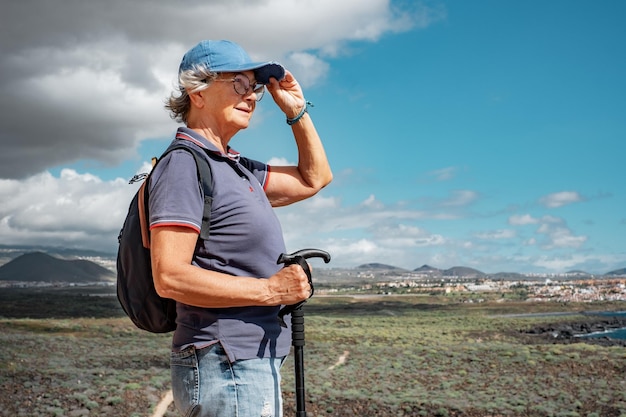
[151, 390, 173, 417]
[328, 350, 350, 370]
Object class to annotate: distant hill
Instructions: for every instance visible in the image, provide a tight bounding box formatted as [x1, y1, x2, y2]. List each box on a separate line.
[606, 268, 626, 276]
[414, 265, 442, 274]
[357, 263, 405, 271]
[492, 272, 527, 280]
[443, 266, 485, 277]
[0, 252, 115, 283]
[357, 263, 485, 277]
[566, 270, 591, 276]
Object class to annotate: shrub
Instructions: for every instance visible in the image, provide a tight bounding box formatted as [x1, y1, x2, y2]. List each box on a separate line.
[106, 396, 124, 405]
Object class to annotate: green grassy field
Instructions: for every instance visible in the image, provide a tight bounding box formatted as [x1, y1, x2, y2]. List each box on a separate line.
[1, 288, 625, 416]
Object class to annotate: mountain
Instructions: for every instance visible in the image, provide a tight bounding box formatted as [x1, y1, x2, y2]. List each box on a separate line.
[443, 266, 485, 277]
[414, 265, 442, 273]
[566, 270, 591, 276]
[492, 272, 527, 280]
[606, 268, 626, 276]
[0, 252, 115, 283]
[357, 263, 405, 271]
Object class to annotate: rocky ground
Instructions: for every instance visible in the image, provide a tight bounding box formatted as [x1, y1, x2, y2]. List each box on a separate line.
[2, 290, 624, 417]
[518, 315, 626, 347]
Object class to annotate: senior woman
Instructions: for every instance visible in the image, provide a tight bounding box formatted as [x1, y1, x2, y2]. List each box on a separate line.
[149, 40, 332, 417]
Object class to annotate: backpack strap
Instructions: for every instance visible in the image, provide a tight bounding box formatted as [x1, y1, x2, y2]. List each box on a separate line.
[138, 181, 151, 249]
[185, 147, 213, 241]
[140, 143, 214, 248]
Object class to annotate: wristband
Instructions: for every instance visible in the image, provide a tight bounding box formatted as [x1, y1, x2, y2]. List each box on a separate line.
[286, 101, 313, 125]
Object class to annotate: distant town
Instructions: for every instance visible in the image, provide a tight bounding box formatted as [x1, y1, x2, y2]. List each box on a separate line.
[313, 264, 626, 303]
[0, 249, 625, 303]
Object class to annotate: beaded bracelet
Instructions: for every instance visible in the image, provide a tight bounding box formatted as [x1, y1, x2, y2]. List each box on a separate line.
[286, 101, 314, 125]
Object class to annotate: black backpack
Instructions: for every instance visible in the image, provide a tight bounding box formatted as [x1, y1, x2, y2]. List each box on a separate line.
[116, 143, 213, 333]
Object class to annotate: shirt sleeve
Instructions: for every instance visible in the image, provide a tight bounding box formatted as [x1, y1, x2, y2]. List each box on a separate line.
[148, 149, 203, 233]
[238, 156, 269, 188]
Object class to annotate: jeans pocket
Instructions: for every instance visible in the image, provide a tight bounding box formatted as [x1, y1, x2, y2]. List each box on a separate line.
[171, 346, 199, 417]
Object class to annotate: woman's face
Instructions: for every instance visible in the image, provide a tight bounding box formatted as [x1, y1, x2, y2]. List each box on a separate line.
[203, 70, 261, 133]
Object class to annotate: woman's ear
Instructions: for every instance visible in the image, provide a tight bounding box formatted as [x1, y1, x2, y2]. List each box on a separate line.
[188, 89, 205, 109]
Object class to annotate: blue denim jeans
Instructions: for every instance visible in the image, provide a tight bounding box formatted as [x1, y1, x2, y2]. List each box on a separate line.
[170, 343, 285, 417]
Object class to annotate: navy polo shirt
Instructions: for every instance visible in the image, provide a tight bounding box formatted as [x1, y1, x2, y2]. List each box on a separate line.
[148, 127, 289, 361]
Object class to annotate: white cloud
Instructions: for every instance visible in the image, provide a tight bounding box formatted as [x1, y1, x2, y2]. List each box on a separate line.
[275, 192, 469, 269]
[340, 238, 379, 255]
[0, 169, 138, 251]
[441, 190, 479, 207]
[0, 165, 610, 274]
[533, 257, 577, 271]
[301, 195, 340, 210]
[283, 52, 330, 88]
[535, 218, 587, 249]
[508, 213, 587, 251]
[266, 157, 293, 166]
[539, 191, 584, 208]
[475, 229, 516, 240]
[533, 254, 601, 272]
[361, 194, 384, 209]
[427, 167, 457, 182]
[509, 214, 539, 225]
[373, 224, 445, 248]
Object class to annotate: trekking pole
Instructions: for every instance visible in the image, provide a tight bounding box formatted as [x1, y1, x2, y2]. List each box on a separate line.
[277, 249, 331, 417]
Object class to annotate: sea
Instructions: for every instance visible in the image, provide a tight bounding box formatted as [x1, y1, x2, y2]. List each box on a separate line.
[579, 311, 626, 340]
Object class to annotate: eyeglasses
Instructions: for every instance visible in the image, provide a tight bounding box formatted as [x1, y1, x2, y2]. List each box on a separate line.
[212, 74, 265, 101]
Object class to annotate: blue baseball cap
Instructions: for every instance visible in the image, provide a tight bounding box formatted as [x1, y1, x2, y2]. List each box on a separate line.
[178, 40, 285, 84]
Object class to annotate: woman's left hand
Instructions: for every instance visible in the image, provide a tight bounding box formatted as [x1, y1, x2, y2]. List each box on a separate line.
[266, 70, 306, 118]
[262, 68, 333, 207]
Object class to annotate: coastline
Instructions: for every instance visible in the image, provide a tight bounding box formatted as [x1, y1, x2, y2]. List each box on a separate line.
[520, 313, 626, 346]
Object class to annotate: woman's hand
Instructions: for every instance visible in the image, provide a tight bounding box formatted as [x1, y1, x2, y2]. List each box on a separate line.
[266, 70, 306, 118]
[264, 263, 312, 306]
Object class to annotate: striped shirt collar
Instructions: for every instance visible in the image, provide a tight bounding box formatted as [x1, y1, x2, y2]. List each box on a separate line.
[175, 127, 241, 162]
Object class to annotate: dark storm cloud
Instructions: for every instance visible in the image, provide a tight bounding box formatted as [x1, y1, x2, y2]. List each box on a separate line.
[0, 0, 238, 179]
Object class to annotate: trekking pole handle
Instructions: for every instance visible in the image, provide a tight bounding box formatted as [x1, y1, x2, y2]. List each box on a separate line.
[276, 249, 331, 326]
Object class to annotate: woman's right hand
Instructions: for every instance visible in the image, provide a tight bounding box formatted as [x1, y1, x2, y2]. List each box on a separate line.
[265, 263, 312, 306]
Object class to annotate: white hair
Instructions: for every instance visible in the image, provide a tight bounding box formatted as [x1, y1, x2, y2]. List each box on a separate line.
[165, 64, 218, 124]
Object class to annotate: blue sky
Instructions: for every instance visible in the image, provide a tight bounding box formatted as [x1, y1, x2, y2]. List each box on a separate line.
[0, 1, 624, 274]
